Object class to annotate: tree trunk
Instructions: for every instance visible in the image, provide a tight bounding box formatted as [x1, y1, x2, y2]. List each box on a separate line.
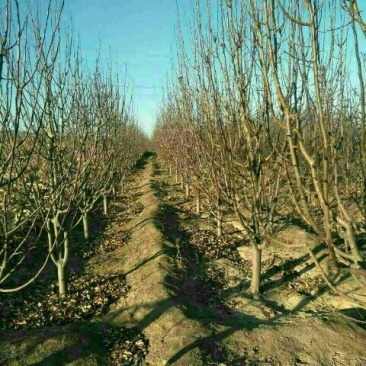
[337, 218, 363, 263]
[181, 176, 184, 190]
[103, 194, 108, 216]
[196, 195, 201, 214]
[185, 183, 190, 197]
[325, 222, 338, 269]
[169, 164, 172, 176]
[57, 261, 67, 296]
[57, 230, 69, 296]
[216, 215, 223, 237]
[175, 168, 179, 183]
[83, 212, 89, 240]
[250, 245, 262, 296]
[49, 220, 69, 296]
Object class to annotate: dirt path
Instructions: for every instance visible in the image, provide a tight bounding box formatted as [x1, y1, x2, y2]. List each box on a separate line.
[0, 156, 209, 366]
[104, 158, 209, 365]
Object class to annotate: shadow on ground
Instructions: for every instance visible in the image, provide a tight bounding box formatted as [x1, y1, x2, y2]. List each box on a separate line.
[129, 161, 366, 365]
[2, 156, 365, 366]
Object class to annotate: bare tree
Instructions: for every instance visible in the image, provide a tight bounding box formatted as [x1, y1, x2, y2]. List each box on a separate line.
[249, 0, 365, 286]
[0, 0, 65, 292]
[153, 0, 289, 295]
[155, 0, 366, 297]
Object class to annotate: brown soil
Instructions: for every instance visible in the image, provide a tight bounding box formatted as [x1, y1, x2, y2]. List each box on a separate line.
[102, 159, 209, 365]
[147, 159, 366, 366]
[1, 155, 366, 366]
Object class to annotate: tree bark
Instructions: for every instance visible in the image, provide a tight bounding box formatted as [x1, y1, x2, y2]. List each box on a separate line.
[185, 182, 190, 197]
[196, 195, 201, 214]
[83, 212, 89, 240]
[250, 245, 262, 296]
[103, 194, 108, 216]
[57, 261, 67, 296]
[216, 215, 223, 237]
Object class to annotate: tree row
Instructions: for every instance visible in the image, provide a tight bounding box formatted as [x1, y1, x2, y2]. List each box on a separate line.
[0, 0, 148, 295]
[153, 0, 366, 298]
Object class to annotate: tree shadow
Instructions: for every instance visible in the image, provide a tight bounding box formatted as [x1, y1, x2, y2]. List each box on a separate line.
[150, 180, 166, 196]
[123, 249, 164, 277]
[259, 243, 326, 293]
[0, 321, 148, 366]
[146, 198, 267, 363]
[0, 323, 101, 365]
[133, 151, 155, 171]
[277, 216, 318, 236]
[134, 165, 365, 364]
[6, 158, 363, 365]
[338, 307, 366, 329]
[0, 158, 156, 365]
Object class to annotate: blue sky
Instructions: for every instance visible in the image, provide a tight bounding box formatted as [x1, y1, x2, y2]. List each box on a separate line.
[62, 0, 194, 136]
[43, 0, 366, 136]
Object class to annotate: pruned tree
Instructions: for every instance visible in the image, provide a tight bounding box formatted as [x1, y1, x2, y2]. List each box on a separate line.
[248, 0, 365, 292]
[0, 0, 65, 292]
[153, 0, 289, 295]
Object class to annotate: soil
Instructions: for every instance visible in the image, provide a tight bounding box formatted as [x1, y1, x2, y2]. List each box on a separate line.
[0, 155, 365, 365]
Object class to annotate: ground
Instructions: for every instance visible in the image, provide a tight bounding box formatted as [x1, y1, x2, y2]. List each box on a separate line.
[0, 155, 365, 365]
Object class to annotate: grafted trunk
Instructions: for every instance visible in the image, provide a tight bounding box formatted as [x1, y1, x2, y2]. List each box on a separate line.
[103, 194, 108, 216]
[196, 195, 201, 214]
[82, 212, 89, 240]
[216, 215, 223, 237]
[361, 172, 366, 214]
[112, 185, 116, 198]
[250, 245, 262, 296]
[216, 206, 223, 236]
[325, 235, 338, 270]
[55, 230, 69, 296]
[57, 261, 67, 296]
[337, 218, 363, 263]
[185, 182, 190, 197]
